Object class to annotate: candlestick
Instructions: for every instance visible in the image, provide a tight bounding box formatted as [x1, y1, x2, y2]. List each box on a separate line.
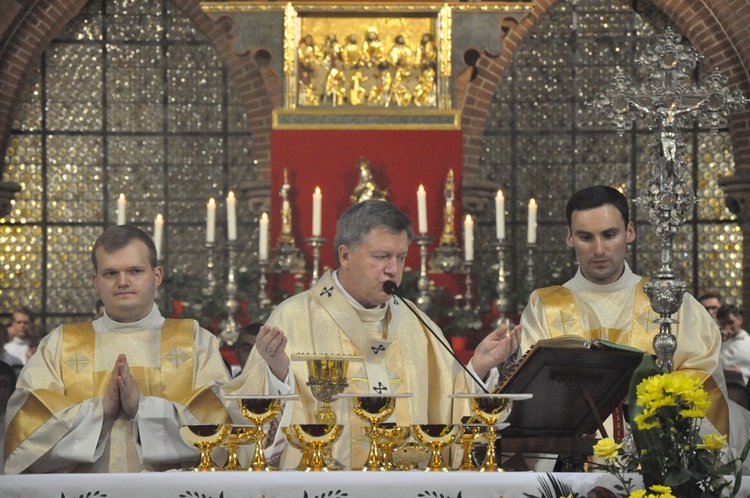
[525, 242, 537, 301]
[259, 212, 269, 261]
[204, 241, 216, 298]
[153, 214, 164, 260]
[221, 239, 239, 347]
[305, 236, 328, 286]
[227, 191, 237, 241]
[415, 235, 434, 311]
[463, 214, 474, 262]
[417, 185, 428, 234]
[495, 190, 505, 240]
[258, 259, 270, 308]
[312, 187, 322, 237]
[206, 197, 216, 243]
[117, 193, 126, 225]
[463, 260, 474, 310]
[495, 241, 511, 328]
[527, 198, 537, 244]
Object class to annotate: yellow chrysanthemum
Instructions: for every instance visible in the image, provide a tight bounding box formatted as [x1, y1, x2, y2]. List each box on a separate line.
[648, 484, 676, 498]
[628, 490, 646, 498]
[593, 437, 622, 460]
[698, 433, 727, 451]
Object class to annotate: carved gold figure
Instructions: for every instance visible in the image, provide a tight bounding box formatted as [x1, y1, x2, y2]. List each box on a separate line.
[324, 59, 347, 106]
[342, 33, 363, 67]
[349, 68, 367, 106]
[362, 26, 386, 68]
[413, 66, 436, 107]
[350, 158, 388, 203]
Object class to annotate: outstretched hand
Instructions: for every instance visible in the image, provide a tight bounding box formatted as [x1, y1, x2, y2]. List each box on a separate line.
[471, 324, 522, 381]
[102, 353, 141, 420]
[256, 325, 289, 381]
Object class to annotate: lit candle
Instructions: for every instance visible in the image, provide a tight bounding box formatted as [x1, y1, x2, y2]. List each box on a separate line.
[464, 214, 474, 262]
[495, 189, 505, 240]
[117, 193, 126, 225]
[206, 197, 216, 243]
[417, 184, 428, 234]
[259, 212, 269, 261]
[527, 198, 538, 244]
[312, 187, 322, 237]
[153, 214, 164, 260]
[227, 191, 237, 241]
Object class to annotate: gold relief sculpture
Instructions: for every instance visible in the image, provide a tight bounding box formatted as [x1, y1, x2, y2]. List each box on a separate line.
[350, 158, 388, 204]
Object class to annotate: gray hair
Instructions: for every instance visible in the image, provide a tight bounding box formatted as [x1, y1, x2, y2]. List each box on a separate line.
[333, 200, 414, 265]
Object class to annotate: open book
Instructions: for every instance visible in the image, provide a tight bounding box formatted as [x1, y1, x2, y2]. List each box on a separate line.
[496, 335, 645, 439]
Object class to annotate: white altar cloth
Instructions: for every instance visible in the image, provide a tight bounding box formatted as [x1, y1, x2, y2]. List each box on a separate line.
[3, 471, 748, 498]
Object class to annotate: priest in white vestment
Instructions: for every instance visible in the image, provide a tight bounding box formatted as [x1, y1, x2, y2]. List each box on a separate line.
[3, 225, 232, 474]
[519, 186, 750, 471]
[222, 200, 521, 470]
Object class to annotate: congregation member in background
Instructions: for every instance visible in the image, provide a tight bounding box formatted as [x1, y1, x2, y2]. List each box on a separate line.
[699, 292, 723, 321]
[0, 325, 23, 373]
[0, 360, 16, 475]
[232, 323, 260, 377]
[4, 307, 34, 366]
[223, 200, 520, 469]
[519, 186, 750, 471]
[717, 304, 750, 388]
[4, 225, 232, 474]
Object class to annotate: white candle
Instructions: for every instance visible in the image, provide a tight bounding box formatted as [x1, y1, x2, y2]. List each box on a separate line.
[417, 184, 428, 234]
[259, 212, 269, 261]
[153, 214, 164, 260]
[527, 198, 538, 244]
[227, 191, 237, 241]
[117, 193, 126, 225]
[312, 187, 322, 237]
[206, 197, 216, 243]
[495, 189, 505, 240]
[464, 214, 474, 262]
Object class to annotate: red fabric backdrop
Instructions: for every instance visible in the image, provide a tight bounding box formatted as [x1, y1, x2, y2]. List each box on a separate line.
[269, 129, 463, 272]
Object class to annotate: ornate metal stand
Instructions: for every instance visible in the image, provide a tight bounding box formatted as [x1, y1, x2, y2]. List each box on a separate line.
[305, 236, 327, 286]
[428, 168, 461, 273]
[462, 260, 474, 310]
[258, 259, 270, 308]
[220, 240, 239, 347]
[495, 241, 511, 328]
[525, 243, 537, 297]
[591, 28, 746, 372]
[204, 241, 216, 298]
[415, 235, 434, 311]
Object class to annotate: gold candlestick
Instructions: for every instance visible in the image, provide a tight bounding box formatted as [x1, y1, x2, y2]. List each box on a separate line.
[429, 168, 461, 273]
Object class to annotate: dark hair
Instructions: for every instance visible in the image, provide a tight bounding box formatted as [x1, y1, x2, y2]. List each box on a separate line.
[92, 225, 157, 272]
[12, 306, 35, 324]
[0, 359, 17, 386]
[698, 292, 722, 303]
[333, 200, 414, 266]
[566, 186, 629, 228]
[236, 323, 261, 348]
[717, 303, 742, 320]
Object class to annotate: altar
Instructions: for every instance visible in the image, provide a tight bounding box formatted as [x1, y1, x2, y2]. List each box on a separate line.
[2, 470, 726, 498]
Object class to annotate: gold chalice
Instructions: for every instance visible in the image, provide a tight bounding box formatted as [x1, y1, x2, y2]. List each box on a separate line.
[225, 394, 299, 471]
[339, 393, 411, 471]
[451, 393, 531, 472]
[284, 424, 344, 471]
[179, 424, 231, 472]
[291, 354, 361, 426]
[222, 425, 252, 470]
[412, 424, 461, 472]
[455, 423, 485, 471]
[376, 424, 411, 471]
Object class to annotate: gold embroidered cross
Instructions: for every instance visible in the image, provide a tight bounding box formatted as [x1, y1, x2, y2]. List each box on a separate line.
[165, 347, 191, 368]
[551, 310, 577, 334]
[637, 308, 659, 333]
[64, 352, 91, 374]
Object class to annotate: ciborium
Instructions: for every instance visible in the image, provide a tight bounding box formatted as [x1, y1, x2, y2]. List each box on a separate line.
[338, 393, 411, 471]
[412, 424, 461, 472]
[225, 394, 298, 471]
[391, 440, 431, 471]
[377, 424, 411, 471]
[179, 424, 231, 472]
[282, 424, 344, 472]
[451, 393, 531, 472]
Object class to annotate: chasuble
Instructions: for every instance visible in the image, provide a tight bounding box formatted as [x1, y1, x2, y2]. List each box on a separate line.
[222, 270, 473, 470]
[520, 262, 750, 468]
[3, 305, 231, 474]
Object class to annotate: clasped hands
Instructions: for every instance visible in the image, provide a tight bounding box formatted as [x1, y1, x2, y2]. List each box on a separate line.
[103, 353, 140, 420]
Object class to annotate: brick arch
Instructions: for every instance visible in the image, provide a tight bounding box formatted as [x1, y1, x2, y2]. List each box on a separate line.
[0, 0, 274, 184]
[459, 0, 750, 205]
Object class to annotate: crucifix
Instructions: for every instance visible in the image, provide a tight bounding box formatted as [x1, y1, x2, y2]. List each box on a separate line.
[591, 27, 747, 372]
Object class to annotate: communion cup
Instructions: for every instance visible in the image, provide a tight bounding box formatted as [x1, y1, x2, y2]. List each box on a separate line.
[179, 424, 231, 472]
[338, 393, 410, 471]
[456, 423, 485, 471]
[281, 425, 313, 471]
[224, 394, 298, 471]
[376, 424, 410, 471]
[288, 423, 344, 472]
[412, 424, 461, 472]
[222, 425, 252, 471]
[291, 354, 361, 427]
[450, 393, 531, 472]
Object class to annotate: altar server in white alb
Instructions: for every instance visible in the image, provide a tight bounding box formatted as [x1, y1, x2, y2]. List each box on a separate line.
[519, 185, 750, 470]
[3, 225, 232, 473]
[223, 199, 521, 470]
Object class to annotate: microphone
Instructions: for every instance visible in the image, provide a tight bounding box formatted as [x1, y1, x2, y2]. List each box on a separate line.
[383, 281, 489, 394]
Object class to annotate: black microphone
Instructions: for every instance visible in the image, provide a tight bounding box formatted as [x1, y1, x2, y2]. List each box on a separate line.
[383, 281, 489, 394]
